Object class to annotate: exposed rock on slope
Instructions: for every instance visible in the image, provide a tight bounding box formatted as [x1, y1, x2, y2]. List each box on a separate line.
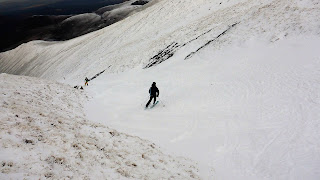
[132, 1, 149, 5]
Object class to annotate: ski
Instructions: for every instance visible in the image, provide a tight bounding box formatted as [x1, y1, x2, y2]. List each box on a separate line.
[150, 101, 159, 108]
[145, 101, 159, 109]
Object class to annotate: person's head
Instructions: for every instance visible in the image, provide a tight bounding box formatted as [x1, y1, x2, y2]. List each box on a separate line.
[152, 82, 156, 86]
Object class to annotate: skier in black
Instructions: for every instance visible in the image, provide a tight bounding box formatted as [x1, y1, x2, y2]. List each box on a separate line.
[146, 82, 159, 108]
[85, 77, 89, 86]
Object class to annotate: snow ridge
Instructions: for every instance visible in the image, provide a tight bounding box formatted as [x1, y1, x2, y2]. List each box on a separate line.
[1, 0, 319, 84]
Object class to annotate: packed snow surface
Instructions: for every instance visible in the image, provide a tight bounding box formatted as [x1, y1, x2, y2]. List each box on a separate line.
[0, 0, 320, 179]
[85, 37, 320, 179]
[0, 74, 200, 179]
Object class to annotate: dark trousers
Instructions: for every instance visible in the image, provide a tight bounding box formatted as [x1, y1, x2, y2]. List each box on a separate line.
[146, 95, 157, 107]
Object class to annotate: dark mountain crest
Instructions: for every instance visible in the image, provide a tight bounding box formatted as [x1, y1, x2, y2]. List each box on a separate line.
[132, 1, 149, 5]
[0, 0, 152, 53]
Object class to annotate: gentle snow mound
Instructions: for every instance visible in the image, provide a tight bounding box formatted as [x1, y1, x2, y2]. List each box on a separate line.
[61, 13, 101, 25]
[0, 74, 200, 179]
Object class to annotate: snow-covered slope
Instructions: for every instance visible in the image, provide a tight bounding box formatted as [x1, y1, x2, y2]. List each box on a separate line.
[85, 36, 320, 180]
[0, 74, 200, 179]
[1, 0, 319, 84]
[1, 0, 320, 179]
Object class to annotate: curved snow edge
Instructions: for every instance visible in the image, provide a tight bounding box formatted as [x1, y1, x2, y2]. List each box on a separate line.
[0, 73, 200, 179]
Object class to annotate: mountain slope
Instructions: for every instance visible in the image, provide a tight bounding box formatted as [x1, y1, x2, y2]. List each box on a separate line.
[1, 0, 319, 84]
[85, 36, 320, 179]
[0, 0, 320, 179]
[0, 0, 152, 52]
[0, 73, 200, 179]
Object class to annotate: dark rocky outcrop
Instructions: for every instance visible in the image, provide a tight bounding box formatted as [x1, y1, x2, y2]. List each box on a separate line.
[132, 1, 149, 5]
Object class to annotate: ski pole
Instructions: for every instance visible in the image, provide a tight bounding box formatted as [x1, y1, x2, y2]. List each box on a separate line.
[158, 96, 165, 107]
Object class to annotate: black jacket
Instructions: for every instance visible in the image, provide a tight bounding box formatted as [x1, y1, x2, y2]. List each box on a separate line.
[149, 85, 159, 97]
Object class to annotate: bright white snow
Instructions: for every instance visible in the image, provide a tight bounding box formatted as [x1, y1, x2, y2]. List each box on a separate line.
[85, 37, 320, 179]
[1, 0, 319, 84]
[0, 74, 200, 179]
[1, 0, 320, 179]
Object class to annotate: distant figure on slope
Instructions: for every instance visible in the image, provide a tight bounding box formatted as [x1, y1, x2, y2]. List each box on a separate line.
[146, 82, 159, 108]
[85, 77, 89, 86]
